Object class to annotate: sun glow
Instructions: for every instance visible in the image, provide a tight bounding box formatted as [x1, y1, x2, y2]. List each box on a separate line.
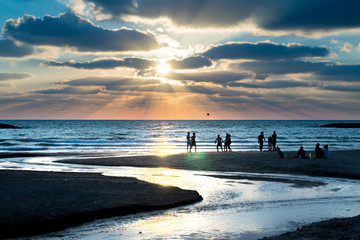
[157, 63, 172, 75]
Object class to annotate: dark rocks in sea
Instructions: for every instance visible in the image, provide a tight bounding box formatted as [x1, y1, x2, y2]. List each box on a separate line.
[319, 123, 360, 128]
[0, 123, 21, 129]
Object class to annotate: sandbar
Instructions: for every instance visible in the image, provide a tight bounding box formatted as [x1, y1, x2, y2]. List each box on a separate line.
[57, 150, 360, 180]
[0, 170, 202, 239]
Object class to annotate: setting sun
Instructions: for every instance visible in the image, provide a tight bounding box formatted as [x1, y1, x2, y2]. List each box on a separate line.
[157, 63, 172, 75]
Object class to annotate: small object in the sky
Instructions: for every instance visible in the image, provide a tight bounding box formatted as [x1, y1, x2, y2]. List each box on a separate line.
[207, 113, 210, 116]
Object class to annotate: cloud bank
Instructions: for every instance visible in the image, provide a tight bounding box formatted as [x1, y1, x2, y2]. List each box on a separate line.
[0, 39, 35, 58]
[81, 0, 360, 32]
[203, 42, 329, 60]
[4, 12, 160, 52]
[0, 72, 32, 81]
[44, 57, 157, 70]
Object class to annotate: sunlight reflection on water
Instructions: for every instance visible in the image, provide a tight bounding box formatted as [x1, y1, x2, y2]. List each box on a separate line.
[41, 167, 360, 240]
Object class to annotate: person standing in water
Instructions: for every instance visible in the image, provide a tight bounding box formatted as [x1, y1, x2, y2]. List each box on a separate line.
[190, 132, 197, 152]
[215, 134, 224, 152]
[272, 131, 277, 149]
[224, 133, 232, 152]
[186, 132, 191, 152]
[258, 131, 265, 151]
[268, 136, 273, 151]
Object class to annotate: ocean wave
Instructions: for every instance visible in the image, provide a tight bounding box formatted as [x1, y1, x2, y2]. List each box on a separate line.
[0, 147, 48, 151]
[0, 142, 18, 146]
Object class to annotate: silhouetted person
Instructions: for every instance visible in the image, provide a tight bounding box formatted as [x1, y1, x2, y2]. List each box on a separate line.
[268, 136, 273, 151]
[190, 132, 197, 152]
[186, 132, 191, 152]
[215, 134, 223, 152]
[225, 133, 232, 152]
[258, 132, 265, 151]
[297, 146, 306, 159]
[272, 131, 277, 149]
[323, 144, 330, 158]
[315, 143, 323, 158]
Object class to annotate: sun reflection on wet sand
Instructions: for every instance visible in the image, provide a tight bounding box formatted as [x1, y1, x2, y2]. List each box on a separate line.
[96, 168, 360, 240]
[7, 156, 360, 240]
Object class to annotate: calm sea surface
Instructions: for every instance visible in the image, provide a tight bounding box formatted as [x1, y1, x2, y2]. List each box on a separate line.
[1, 120, 360, 156]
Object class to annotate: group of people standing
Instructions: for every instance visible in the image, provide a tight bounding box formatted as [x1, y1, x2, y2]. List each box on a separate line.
[186, 132, 232, 153]
[258, 131, 277, 151]
[215, 133, 232, 152]
[186, 132, 197, 152]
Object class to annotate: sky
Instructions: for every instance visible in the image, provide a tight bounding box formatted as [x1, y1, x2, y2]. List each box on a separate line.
[0, 0, 360, 120]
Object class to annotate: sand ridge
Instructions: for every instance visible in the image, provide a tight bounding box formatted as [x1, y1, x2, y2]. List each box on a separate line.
[0, 170, 202, 239]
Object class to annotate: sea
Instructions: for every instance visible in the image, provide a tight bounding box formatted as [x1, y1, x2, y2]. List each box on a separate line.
[1, 120, 360, 239]
[1, 120, 360, 156]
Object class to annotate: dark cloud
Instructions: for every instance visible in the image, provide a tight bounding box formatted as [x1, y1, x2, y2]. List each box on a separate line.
[316, 64, 360, 82]
[166, 71, 260, 85]
[4, 12, 159, 52]
[44, 57, 157, 70]
[45, 56, 212, 70]
[227, 80, 313, 88]
[0, 72, 32, 81]
[203, 42, 329, 60]
[83, 0, 360, 31]
[0, 39, 35, 57]
[237, 60, 325, 74]
[258, 0, 360, 31]
[167, 56, 213, 69]
[58, 76, 161, 91]
[320, 84, 360, 92]
[237, 60, 360, 82]
[33, 86, 102, 94]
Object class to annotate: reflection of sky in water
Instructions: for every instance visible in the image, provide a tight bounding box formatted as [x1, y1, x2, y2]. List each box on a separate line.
[5, 156, 359, 240]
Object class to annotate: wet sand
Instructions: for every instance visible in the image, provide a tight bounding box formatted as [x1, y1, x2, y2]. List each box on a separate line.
[58, 150, 360, 180]
[0, 170, 202, 239]
[57, 150, 360, 239]
[262, 215, 360, 240]
[2, 150, 360, 239]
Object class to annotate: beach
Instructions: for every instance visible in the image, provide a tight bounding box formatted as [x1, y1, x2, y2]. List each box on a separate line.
[58, 150, 360, 180]
[1, 150, 360, 239]
[0, 170, 202, 239]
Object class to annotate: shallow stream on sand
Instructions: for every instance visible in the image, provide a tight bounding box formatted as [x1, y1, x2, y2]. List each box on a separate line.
[2, 157, 360, 240]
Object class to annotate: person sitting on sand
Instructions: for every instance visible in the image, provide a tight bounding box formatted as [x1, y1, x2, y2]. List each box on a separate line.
[276, 146, 284, 158]
[268, 136, 273, 151]
[315, 143, 323, 158]
[323, 144, 330, 158]
[190, 132, 197, 152]
[186, 132, 191, 152]
[215, 134, 224, 152]
[297, 146, 306, 159]
[258, 132, 266, 151]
